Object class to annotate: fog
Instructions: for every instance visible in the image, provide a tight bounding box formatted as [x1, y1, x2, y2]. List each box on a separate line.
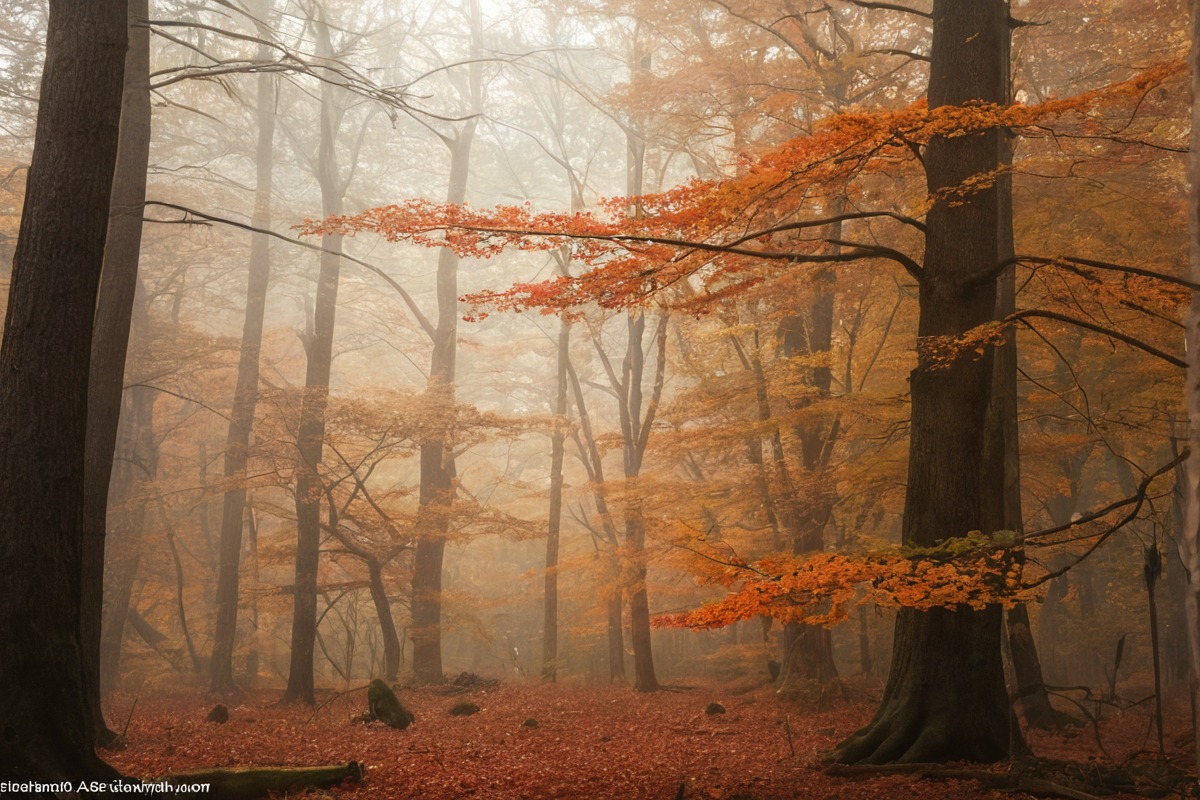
[0, 0, 1193, 794]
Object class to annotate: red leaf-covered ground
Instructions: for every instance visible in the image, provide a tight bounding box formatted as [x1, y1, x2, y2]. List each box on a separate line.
[104, 681, 1183, 799]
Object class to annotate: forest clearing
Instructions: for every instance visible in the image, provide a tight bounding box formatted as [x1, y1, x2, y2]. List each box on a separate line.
[2, 0, 1200, 797]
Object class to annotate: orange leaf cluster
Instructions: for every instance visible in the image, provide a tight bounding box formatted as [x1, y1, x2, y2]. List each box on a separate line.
[655, 542, 1029, 630]
[296, 61, 1183, 317]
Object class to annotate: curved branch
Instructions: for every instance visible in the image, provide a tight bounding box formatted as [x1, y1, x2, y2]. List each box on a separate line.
[1005, 309, 1185, 368]
[144, 200, 436, 341]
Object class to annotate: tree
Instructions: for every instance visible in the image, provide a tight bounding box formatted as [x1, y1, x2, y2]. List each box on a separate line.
[411, 0, 484, 685]
[210, 0, 278, 698]
[0, 0, 127, 781]
[82, 0, 151, 745]
[283, 1, 352, 705]
[831, 0, 1013, 764]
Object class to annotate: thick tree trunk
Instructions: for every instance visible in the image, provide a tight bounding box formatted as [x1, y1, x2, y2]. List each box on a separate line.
[833, 0, 1015, 764]
[284, 9, 344, 705]
[0, 0, 127, 781]
[211, 14, 277, 697]
[82, 0, 150, 746]
[976, 12, 1062, 731]
[543, 319, 569, 681]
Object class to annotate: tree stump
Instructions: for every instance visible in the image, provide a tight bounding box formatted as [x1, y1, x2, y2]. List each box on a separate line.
[367, 679, 415, 729]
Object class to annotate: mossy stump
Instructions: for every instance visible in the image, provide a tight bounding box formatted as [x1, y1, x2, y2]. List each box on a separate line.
[367, 679, 415, 729]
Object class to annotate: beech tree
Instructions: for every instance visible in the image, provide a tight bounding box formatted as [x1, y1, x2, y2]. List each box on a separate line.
[0, 0, 128, 780]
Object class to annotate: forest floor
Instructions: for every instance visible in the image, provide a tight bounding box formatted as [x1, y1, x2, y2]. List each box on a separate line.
[103, 678, 1195, 799]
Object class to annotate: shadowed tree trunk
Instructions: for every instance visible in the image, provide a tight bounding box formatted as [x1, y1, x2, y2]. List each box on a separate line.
[0, 0, 127, 780]
[411, 0, 482, 685]
[284, 6, 347, 705]
[833, 0, 1017, 764]
[82, 0, 150, 746]
[211, 4, 277, 697]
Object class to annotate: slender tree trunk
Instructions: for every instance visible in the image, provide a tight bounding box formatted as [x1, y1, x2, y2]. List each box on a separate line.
[834, 0, 1016, 764]
[99, 376, 158, 696]
[211, 13, 277, 697]
[778, 217, 839, 687]
[0, 0, 126, 780]
[82, 0, 150, 746]
[412, 0, 481, 683]
[543, 319, 569, 681]
[366, 559, 401, 681]
[284, 8, 344, 705]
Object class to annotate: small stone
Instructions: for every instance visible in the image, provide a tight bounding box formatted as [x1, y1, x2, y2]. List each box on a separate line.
[522, 718, 539, 728]
[704, 702, 726, 715]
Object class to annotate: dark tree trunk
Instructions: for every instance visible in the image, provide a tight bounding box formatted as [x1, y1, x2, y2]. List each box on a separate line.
[82, 0, 150, 746]
[0, 0, 127, 781]
[284, 8, 344, 705]
[833, 0, 1015, 764]
[410, 213, 466, 685]
[778, 252, 839, 687]
[543, 319, 569, 681]
[976, 12, 1062, 731]
[411, 4, 481, 680]
[619, 311, 665, 692]
[366, 560, 401, 681]
[211, 13, 277, 697]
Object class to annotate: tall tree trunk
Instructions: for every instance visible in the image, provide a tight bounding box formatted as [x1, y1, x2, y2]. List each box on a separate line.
[82, 0, 150, 746]
[284, 7, 344, 705]
[778, 213, 840, 689]
[1180, 0, 1200, 777]
[621, 311, 664, 692]
[211, 11, 277, 697]
[543, 318, 569, 681]
[411, 0, 482, 684]
[0, 0, 127, 780]
[834, 0, 1016, 764]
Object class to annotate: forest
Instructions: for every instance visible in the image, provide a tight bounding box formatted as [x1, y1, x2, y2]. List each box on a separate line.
[0, 0, 1197, 797]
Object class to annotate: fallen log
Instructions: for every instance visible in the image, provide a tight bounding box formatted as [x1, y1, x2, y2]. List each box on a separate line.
[160, 760, 364, 799]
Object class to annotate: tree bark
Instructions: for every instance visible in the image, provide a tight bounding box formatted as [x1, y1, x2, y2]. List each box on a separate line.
[82, 0, 150, 746]
[543, 318, 569, 681]
[284, 6, 344, 705]
[411, 0, 482, 684]
[1180, 0, 1200, 778]
[833, 0, 1015, 764]
[366, 559, 401, 681]
[0, 0, 127, 781]
[211, 5, 277, 697]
